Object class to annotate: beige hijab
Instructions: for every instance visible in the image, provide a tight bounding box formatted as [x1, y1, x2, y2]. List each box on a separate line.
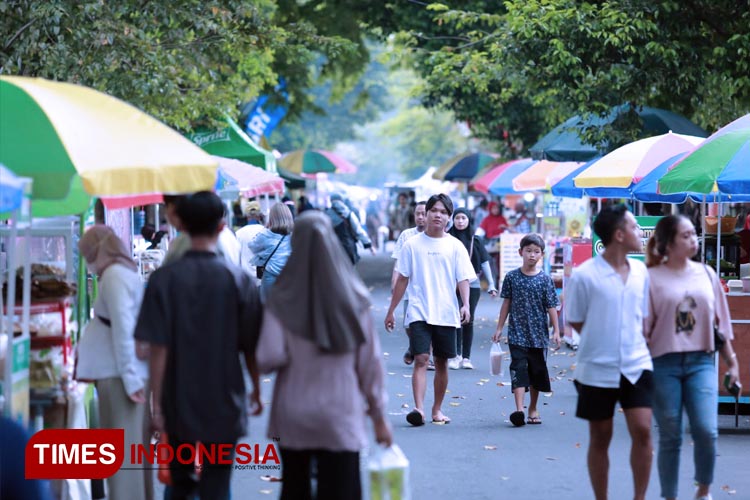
[267, 211, 370, 353]
[79, 225, 137, 276]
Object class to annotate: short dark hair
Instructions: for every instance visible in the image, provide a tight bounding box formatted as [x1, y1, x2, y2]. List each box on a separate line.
[593, 204, 629, 246]
[426, 193, 453, 216]
[177, 191, 225, 237]
[520, 233, 545, 252]
[414, 201, 426, 212]
[163, 194, 186, 207]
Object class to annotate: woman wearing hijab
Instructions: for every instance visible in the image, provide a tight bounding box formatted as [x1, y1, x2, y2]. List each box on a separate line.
[256, 211, 392, 500]
[448, 208, 498, 369]
[76, 226, 152, 500]
[249, 203, 294, 302]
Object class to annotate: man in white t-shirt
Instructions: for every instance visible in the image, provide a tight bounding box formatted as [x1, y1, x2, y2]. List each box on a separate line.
[390, 201, 427, 365]
[385, 194, 475, 426]
[565, 205, 653, 500]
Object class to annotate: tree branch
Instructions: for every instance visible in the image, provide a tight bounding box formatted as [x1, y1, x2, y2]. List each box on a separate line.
[4, 19, 38, 51]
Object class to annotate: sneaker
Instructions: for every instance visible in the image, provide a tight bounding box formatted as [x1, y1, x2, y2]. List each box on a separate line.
[695, 493, 713, 500]
[448, 357, 461, 370]
[461, 358, 474, 370]
[426, 359, 436, 371]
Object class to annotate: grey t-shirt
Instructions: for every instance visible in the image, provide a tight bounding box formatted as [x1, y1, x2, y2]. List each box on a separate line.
[135, 250, 262, 443]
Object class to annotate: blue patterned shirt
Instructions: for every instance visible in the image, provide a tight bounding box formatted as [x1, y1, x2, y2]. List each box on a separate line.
[500, 268, 560, 348]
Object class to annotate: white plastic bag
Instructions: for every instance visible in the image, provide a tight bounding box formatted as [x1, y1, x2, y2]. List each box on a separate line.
[368, 444, 411, 500]
[489, 342, 504, 376]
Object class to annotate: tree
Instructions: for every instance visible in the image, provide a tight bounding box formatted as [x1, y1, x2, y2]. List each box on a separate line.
[0, 0, 360, 130]
[372, 1, 750, 151]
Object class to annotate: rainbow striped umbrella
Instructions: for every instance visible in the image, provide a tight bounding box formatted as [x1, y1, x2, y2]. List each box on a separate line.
[278, 149, 357, 174]
[512, 160, 583, 192]
[473, 158, 533, 194]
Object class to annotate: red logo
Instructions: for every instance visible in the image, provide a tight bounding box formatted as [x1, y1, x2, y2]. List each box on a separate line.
[25, 429, 125, 479]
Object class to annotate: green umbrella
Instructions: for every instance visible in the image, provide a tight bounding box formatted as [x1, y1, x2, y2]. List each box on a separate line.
[189, 118, 276, 172]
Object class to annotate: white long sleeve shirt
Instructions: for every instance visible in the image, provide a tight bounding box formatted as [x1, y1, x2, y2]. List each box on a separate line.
[76, 263, 147, 395]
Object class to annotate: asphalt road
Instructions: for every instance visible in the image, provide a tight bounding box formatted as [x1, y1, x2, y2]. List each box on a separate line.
[171, 253, 750, 499]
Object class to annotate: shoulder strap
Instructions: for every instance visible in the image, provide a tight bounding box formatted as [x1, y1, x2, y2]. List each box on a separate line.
[469, 237, 474, 258]
[263, 235, 285, 266]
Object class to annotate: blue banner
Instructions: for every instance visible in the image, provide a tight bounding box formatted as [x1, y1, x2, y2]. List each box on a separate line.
[242, 79, 288, 144]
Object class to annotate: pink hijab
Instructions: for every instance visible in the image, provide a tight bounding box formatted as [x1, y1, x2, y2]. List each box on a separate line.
[78, 225, 137, 276]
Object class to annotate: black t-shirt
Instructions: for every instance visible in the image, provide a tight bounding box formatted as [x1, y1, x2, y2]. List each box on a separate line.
[135, 250, 262, 443]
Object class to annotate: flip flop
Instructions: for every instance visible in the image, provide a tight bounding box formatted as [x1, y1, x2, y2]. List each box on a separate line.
[432, 415, 451, 424]
[510, 411, 526, 427]
[527, 415, 542, 425]
[406, 409, 425, 426]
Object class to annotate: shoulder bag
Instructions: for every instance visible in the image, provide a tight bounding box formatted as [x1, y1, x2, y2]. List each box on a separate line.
[703, 264, 726, 352]
[257, 235, 285, 279]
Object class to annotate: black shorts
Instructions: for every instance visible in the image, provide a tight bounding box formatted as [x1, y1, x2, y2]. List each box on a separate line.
[408, 321, 456, 359]
[508, 344, 551, 393]
[574, 371, 653, 421]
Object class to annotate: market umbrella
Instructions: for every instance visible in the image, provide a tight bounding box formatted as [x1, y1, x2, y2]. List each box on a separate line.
[574, 132, 705, 198]
[214, 156, 284, 197]
[512, 160, 582, 192]
[473, 158, 534, 194]
[188, 118, 276, 172]
[0, 76, 218, 201]
[433, 152, 497, 181]
[659, 114, 750, 196]
[550, 160, 598, 198]
[487, 160, 538, 196]
[278, 149, 357, 174]
[529, 104, 708, 162]
[632, 154, 691, 203]
[277, 167, 307, 190]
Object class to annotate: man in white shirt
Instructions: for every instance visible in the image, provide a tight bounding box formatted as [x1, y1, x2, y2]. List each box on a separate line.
[565, 205, 653, 500]
[390, 202, 427, 365]
[385, 194, 475, 426]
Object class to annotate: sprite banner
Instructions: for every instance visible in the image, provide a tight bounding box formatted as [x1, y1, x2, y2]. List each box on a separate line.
[592, 216, 661, 261]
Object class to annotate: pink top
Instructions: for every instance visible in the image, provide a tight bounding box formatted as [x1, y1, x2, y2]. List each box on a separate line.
[256, 310, 387, 452]
[646, 261, 734, 358]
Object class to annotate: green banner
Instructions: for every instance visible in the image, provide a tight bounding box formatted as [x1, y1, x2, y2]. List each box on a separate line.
[592, 216, 662, 261]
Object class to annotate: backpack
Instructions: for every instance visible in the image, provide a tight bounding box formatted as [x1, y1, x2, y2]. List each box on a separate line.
[330, 210, 360, 264]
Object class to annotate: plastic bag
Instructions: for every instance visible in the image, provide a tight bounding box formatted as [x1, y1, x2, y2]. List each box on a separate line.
[489, 342, 504, 376]
[369, 444, 411, 500]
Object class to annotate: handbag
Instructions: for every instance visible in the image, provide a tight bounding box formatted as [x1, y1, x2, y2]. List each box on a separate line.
[703, 264, 726, 351]
[256, 235, 285, 279]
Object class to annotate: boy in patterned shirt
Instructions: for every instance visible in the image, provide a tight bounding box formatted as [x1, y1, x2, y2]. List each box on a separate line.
[492, 233, 560, 427]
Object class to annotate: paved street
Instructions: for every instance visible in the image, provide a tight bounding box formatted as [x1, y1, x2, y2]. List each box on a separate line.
[215, 254, 750, 499]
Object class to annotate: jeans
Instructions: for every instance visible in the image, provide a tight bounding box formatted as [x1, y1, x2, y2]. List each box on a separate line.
[456, 287, 481, 359]
[652, 351, 718, 499]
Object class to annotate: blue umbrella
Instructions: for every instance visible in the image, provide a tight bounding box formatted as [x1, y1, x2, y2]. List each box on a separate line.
[632, 154, 689, 203]
[487, 159, 537, 196]
[550, 159, 598, 198]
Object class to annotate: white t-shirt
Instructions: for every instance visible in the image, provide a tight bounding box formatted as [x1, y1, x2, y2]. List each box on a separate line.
[565, 255, 652, 388]
[391, 227, 420, 260]
[396, 232, 476, 328]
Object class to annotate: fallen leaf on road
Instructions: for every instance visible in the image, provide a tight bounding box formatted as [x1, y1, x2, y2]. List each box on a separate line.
[721, 485, 737, 495]
[259, 490, 272, 495]
[262, 378, 271, 383]
[432, 420, 446, 425]
[401, 403, 409, 408]
[496, 382, 506, 387]
[570, 363, 576, 370]
[383, 352, 390, 356]
[387, 372, 395, 375]
[545, 457, 557, 461]
[451, 395, 466, 399]
[480, 378, 490, 383]
[403, 374, 412, 378]
[449, 402, 460, 407]
[502, 396, 507, 399]
[260, 475, 281, 482]
[483, 445, 497, 450]
[559, 411, 566, 416]
[575, 443, 581, 448]
[476, 382, 485, 386]
[501, 476, 510, 481]
[569, 352, 576, 357]
[396, 393, 404, 397]
[445, 389, 451, 393]
[543, 392, 554, 397]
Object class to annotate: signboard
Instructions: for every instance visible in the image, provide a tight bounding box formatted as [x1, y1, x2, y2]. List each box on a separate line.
[499, 233, 524, 282]
[0, 336, 30, 423]
[591, 215, 661, 261]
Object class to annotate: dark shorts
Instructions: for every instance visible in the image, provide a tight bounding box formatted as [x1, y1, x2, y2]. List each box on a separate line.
[508, 344, 551, 393]
[574, 371, 653, 421]
[408, 321, 456, 359]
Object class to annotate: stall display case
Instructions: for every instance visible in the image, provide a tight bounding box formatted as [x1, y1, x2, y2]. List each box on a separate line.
[703, 234, 741, 279]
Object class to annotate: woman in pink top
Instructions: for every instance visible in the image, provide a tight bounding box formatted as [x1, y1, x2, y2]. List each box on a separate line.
[256, 211, 392, 500]
[645, 215, 740, 500]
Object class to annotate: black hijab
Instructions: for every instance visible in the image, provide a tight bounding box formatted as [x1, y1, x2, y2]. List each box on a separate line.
[448, 208, 484, 272]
